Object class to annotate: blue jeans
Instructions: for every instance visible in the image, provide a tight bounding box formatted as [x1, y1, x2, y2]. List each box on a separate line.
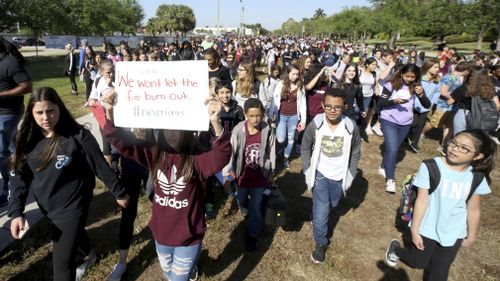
[155, 241, 201, 281]
[276, 113, 299, 158]
[380, 118, 411, 180]
[312, 171, 343, 246]
[363, 96, 373, 111]
[453, 109, 467, 136]
[0, 114, 21, 192]
[237, 187, 265, 238]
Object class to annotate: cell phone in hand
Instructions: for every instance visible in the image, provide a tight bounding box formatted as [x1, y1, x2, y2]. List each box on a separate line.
[18, 219, 30, 239]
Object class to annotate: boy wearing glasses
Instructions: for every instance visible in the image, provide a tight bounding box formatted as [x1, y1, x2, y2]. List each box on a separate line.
[301, 88, 361, 264]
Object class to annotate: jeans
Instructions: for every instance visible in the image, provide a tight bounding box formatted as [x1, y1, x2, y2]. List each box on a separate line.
[363, 96, 373, 111]
[380, 119, 411, 180]
[0, 114, 21, 192]
[237, 187, 265, 238]
[155, 241, 201, 281]
[453, 108, 467, 136]
[312, 171, 343, 246]
[276, 114, 299, 159]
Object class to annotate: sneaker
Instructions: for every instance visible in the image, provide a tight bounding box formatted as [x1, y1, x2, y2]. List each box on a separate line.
[365, 126, 373, 135]
[0, 194, 7, 207]
[245, 235, 258, 251]
[408, 142, 420, 153]
[189, 265, 199, 281]
[377, 167, 386, 179]
[436, 146, 446, 156]
[76, 251, 97, 281]
[385, 179, 396, 193]
[311, 244, 327, 264]
[385, 239, 400, 267]
[284, 158, 290, 170]
[372, 125, 383, 136]
[240, 207, 248, 218]
[204, 203, 216, 220]
[108, 262, 127, 281]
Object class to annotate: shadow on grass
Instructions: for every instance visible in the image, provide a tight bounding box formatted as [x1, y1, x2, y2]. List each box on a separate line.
[376, 260, 411, 281]
[200, 221, 277, 281]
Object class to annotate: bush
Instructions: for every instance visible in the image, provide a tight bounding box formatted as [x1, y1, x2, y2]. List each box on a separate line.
[444, 34, 476, 44]
[398, 36, 430, 43]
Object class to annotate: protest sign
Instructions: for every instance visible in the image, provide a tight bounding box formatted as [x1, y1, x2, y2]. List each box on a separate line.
[113, 60, 209, 131]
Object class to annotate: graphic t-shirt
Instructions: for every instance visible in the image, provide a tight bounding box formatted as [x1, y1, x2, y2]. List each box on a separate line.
[237, 127, 268, 188]
[317, 118, 345, 180]
[437, 74, 461, 112]
[412, 157, 490, 246]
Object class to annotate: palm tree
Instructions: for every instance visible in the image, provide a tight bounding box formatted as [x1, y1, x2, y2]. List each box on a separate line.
[313, 8, 326, 19]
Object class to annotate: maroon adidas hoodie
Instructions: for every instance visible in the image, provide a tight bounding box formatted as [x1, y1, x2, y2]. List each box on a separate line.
[95, 107, 231, 246]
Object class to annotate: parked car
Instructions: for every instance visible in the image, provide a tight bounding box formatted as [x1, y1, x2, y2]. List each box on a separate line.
[23, 38, 45, 46]
[9, 38, 23, 49]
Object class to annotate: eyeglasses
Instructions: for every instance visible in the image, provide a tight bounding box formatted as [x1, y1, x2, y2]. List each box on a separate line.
[447, 139, 474, 154]
[323, 105, 344, 112]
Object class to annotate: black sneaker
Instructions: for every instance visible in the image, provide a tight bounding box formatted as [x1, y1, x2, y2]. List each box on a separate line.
[311, 244, 327, 264]
[189, 265, 199, 281]
[385, 239, 400, 267]
[245, 235, 258, 252]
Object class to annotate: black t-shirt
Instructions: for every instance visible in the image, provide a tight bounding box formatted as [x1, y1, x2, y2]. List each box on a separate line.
[0, 54, 31, 114]
[0, 55, 30, 115]
[208, 65, 231, 82]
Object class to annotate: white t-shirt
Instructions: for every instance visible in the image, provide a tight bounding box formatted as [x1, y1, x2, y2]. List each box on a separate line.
[317, 118, 345, 180]
[359, 71, 376, 97]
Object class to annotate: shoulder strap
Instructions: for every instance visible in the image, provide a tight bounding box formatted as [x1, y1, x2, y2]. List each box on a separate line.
[466, 172, 484, 202]
[423, 159, 440, 194]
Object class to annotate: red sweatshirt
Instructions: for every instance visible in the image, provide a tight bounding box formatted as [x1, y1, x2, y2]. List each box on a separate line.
[92, 106, 231, 246]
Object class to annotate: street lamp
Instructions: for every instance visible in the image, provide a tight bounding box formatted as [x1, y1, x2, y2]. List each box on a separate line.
[216, 0, 220, 36]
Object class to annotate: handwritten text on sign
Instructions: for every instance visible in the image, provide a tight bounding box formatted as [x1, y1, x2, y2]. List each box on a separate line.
[113, 61, 209, 131]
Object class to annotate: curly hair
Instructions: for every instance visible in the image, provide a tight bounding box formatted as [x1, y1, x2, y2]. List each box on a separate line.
[465, 65, 496, 100]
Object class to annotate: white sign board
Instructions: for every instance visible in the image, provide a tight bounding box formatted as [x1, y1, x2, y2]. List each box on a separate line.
[114, 61, 209, 131]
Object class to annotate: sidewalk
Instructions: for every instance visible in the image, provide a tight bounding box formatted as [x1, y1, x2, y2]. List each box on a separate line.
[0, 113, 101, 253]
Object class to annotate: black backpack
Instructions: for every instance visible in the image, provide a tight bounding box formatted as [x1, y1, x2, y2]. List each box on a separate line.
[399, 159, 484, 222]
[466, 95, 499, 132]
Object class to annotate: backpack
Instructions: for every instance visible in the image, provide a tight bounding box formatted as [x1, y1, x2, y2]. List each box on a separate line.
[466, 95, 499, 132]
[399, 159, 484, 222]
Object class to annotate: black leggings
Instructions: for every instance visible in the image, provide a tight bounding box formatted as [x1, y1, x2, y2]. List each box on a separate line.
[409, 111, 429, 148]
[83, 74, 93, 100]
[395, 236, 462, 281]
[119, 158, 148, 249]
[51, 215, 91, 281]
[68, 72, 77, 92]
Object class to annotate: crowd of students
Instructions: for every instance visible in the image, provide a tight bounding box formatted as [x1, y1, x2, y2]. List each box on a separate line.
[3, 33, 499, 281]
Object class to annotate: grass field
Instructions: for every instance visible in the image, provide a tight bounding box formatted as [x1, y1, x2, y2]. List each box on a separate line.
[0, 54, 498, 280]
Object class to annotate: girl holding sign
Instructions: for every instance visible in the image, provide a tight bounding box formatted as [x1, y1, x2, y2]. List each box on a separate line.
[95, 90, 231, 281]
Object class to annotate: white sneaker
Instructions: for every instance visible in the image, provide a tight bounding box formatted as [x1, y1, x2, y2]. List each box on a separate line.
[76, 251, 97, 281]
[108, 262, 127, 281]
[365, 126, 373, 135]
[372, 125, 384, 136]
[377, 167, 386, 179]
[386, 179, 396, 193]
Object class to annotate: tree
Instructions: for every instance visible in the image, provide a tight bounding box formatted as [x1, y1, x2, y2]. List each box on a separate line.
[156, 4, 196, 36]
[313, 8, 326, 19]
[462, 0, 500, 50]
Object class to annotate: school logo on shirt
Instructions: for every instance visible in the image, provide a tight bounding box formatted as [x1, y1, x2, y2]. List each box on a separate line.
[321, 136, 343, 157]
[245, 143, 260, 169]
[55, 155, 72, 169]
[154, 165, 189, 209]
